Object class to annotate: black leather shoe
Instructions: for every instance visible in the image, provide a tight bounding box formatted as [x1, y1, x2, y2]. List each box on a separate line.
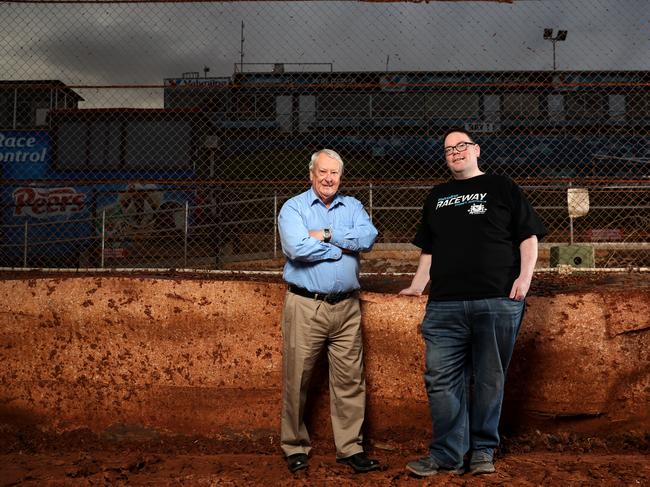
[287, 453, 309, 473]
[336, 452, 380, 473]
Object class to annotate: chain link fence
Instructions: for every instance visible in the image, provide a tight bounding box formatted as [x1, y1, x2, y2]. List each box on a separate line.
[1, 0, 648, 269]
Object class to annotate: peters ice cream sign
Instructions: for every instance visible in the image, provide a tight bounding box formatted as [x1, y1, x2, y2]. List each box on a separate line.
[12, 187, 86, 218]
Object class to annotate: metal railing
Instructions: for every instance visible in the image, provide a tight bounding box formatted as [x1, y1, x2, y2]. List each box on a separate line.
[2, 183, 648, 270]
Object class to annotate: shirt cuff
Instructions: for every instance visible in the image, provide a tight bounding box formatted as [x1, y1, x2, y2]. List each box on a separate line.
[329, 233, 345, 249]
[325, 244, 343, 260]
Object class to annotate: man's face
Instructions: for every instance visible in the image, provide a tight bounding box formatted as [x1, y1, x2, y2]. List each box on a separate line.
[444, 131, 481, 179]
[310, 153, 342, 204]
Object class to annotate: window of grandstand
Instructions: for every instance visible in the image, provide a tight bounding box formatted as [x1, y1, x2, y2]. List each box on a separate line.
[7, 89, 50, 129]
[502, 93, 543, 121]
[609, 94, 625, 120]
[88, 121, 122, 169]
[53, 112, 195, 172]
[52, 92, 70, 110]
[15, 99, 35, 128]
[257, 95, 276, 119]
[372, 93, 427, 119]
[16, 90, 51, 127]
[35, 108, 49, 126]
[317, 93, 370, 119]
[57, 121, 112, 170]
[565, 92, 608, 120]
[31, 90, 51, 109]
[233, 94, 254, 117]
[204, 93, 229, 114]
[627, 91, 650, 119]
[124, 120, 193, 170]
[548, 94, 564, 121]
[234, 94, 275, 119]
[0, 91, 12, 128]
[484, 95, 500, 122]
[425, 93, 480, 119]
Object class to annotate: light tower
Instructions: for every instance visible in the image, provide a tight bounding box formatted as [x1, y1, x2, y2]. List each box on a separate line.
[543, 28, 568, 71]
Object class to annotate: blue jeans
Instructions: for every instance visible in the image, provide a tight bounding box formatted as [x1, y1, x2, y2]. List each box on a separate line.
[420, 297, 525, 469]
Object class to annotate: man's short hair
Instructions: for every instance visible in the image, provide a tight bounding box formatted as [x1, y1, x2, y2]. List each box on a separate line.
[442, 127, 475, 145]
[310, 149, 344, 175]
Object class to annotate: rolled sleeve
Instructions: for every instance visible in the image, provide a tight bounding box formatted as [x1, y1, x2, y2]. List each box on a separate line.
[279, 200, 342, 262]
[329, 202, 378, 253]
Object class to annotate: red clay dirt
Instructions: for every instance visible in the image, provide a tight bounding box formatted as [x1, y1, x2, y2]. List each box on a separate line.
[0, 268, 649, 485]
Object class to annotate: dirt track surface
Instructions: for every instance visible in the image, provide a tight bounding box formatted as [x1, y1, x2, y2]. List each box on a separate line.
[2, 452, 649, 486]
[1, 433, 649, 486]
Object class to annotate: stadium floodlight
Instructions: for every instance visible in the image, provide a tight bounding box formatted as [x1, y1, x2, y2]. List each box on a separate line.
[543, 28, 568, 71]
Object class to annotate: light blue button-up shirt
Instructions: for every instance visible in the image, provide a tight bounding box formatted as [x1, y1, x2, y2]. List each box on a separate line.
[278, 187, 378, 294]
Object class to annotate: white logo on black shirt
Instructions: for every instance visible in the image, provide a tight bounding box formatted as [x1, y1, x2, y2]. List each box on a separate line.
[436, 192, 487, 211]
[468, 203, 487, 215]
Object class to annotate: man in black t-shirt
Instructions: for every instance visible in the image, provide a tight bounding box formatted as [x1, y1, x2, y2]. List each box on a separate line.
[400, 128, 547, 477]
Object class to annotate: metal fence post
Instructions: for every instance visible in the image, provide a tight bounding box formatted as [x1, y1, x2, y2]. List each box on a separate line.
[23, 221, 28, 268]
[273, 192, 278, 259]
[100, 210, 106, 269]
[568, 182, 573, 245]
[369, 183, 373, 221]
[184, 201, 189, 268]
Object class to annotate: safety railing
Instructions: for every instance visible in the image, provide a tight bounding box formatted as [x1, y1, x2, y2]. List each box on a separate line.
[2, 183, 648, 269]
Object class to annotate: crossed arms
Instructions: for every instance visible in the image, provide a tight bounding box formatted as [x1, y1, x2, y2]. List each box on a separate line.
[278, 200, 378, 262]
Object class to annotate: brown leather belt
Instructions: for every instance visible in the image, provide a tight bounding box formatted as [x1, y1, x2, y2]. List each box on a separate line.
[288, 284, 357, 304]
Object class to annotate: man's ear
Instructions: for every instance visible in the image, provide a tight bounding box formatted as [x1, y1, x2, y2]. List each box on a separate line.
[475, 144, 481, 158]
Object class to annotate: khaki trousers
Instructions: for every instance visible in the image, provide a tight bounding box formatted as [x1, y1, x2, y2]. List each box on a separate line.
[280, 291, 366, 458]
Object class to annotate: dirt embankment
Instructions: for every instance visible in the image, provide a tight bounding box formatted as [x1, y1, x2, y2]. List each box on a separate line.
[1, 273, 648, 438]
[0, 272, 648, 485]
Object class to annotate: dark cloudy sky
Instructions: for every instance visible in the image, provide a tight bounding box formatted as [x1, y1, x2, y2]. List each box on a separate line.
[2, 0, 648, 107]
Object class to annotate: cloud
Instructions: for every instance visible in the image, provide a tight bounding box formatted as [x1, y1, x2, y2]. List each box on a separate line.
[1, 0, 647, 107]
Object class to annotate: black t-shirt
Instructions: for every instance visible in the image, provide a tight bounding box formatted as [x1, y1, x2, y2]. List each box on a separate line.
[413, 174, 547, 301]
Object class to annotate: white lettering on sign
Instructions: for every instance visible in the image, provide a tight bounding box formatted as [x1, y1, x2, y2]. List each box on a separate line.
[0, 133, 37, 148]
[0, 148, 47, 163]
[0, 133, 48, 163]
[13, 187, 86, 218]
[464, 122, 498, 133]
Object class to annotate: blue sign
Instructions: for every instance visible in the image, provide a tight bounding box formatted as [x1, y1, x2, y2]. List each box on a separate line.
[0, 131, 51, 179]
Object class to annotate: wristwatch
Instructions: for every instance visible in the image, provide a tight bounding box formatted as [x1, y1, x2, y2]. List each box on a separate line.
[323, 228, 331, 243]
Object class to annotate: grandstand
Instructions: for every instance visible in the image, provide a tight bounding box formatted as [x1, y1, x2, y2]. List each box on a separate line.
[163, 67, 649, 180]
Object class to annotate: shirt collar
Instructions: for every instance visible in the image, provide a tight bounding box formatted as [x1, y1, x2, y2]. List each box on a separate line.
[309, 187, 344, 208]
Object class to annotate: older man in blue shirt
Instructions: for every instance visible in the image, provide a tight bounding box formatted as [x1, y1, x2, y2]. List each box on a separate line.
[278, 148, 379, 474]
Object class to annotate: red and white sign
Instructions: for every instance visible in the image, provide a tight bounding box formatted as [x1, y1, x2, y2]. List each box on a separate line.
[13, 187, 86, 218]
[586, 228, 624, 242]
[103, 247, 128, 259]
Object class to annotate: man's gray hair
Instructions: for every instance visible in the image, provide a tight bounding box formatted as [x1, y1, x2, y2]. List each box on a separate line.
[309, 149, 344, 174]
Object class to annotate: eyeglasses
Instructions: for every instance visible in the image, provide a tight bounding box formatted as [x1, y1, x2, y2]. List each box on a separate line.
[444, 141, 476, 156]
